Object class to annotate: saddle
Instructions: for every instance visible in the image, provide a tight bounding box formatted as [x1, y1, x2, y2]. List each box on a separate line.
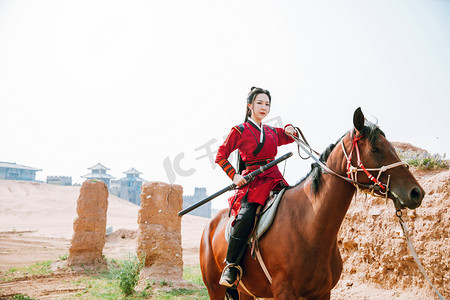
[223, 188, 287, 292]
[225, 188, 286, 245]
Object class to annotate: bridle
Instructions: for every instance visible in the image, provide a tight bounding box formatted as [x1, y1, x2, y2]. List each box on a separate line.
[289, 127, 409, 200]
[341, 130, 409, 198]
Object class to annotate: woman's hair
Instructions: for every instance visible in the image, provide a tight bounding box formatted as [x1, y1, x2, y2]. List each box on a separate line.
[237, 86, 272, 174]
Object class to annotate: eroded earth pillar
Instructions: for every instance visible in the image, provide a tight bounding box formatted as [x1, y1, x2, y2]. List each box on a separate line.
[137, 181, 184, 284]
[68, 179, 108, 266]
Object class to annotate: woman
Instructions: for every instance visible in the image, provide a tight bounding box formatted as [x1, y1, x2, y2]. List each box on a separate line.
[215, 86, 297, 287]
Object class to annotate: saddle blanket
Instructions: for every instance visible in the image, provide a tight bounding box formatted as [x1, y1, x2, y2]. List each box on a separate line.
[225, 188, 287, 243]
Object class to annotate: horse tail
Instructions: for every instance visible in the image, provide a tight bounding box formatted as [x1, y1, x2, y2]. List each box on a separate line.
[225, 288, 239, 300]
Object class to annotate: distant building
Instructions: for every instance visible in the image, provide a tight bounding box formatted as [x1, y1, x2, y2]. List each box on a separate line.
[46, 176, 72, 186]
[0, 162, 42, 181]
[183, 187, 210, 218]
[115, 168, 146, 205]
[109, 180, 121, 197]
[81, 163, 115, 187]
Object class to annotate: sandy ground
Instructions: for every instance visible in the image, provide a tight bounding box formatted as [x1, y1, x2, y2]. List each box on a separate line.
[0, 180, 441, 299]
[0, 180, 210, 299]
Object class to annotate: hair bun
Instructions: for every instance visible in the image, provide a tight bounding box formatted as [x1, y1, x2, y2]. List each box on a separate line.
[246, 87, 271, 103]
[248, 86, 258, 95]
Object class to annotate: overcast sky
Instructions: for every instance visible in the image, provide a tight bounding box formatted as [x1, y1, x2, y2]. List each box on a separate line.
[1, 0, 449, 209]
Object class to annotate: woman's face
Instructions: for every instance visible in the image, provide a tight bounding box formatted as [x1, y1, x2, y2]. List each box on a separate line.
[248, 93, 271, 123]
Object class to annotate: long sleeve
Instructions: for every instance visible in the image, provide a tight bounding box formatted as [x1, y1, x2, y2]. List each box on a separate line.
[215, 126, 242, 180]
[275, 127, 295, 146]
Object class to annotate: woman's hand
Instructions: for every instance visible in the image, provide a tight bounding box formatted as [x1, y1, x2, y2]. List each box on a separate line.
[233, 174, 247, 188]
[285, 125, 296, 136]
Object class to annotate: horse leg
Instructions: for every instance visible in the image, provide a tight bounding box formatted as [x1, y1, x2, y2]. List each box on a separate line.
[200, 245, 228, 299]
[200, 219, 229, 300]
[203, 276, 227, 300]
[202, 263, 241, 300]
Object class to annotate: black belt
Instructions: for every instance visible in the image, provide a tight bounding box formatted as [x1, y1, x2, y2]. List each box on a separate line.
[245, 158, 275, 170]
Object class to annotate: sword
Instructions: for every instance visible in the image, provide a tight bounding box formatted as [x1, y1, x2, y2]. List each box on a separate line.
[178, 152, 293, 216]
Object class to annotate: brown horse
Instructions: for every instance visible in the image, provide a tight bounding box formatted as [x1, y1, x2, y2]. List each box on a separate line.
[200, 108, 424, 300]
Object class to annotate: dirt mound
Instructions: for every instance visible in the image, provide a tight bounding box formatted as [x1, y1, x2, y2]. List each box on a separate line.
[337, 168, 449, 298]
[391, 142, 428, 154]
[106, 228, 138, 242]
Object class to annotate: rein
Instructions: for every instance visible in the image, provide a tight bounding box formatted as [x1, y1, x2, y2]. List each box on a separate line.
[396, 210, 445, 300]
[289, 127, 407, 196]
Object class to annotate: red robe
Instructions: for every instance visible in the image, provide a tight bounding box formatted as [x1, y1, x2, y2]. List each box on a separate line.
[215, 121, 294, 216]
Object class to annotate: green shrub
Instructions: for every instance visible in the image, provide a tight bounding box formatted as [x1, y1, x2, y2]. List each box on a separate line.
[395, 148, 449, 170]
[114, 255, 144, 296]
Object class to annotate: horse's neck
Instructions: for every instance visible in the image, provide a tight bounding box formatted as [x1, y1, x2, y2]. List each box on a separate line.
[311, 175, 355, 238]
[317, 144, 356, 239]
[290, 145, 355, 244]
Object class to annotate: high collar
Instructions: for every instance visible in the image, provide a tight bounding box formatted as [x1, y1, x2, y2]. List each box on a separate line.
[248, 117, 263, 130]
[247, 118, 264, 143]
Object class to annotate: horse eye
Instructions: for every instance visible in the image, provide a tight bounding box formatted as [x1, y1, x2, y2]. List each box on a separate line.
[371, 147, 379, 153]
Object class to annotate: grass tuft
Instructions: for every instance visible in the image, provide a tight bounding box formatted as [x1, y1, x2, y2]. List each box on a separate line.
[11, 295, 38, 300]
[1, 260, 53, 282]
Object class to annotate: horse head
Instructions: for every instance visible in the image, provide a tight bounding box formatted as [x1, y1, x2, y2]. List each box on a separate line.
[343, 107, 424, 210]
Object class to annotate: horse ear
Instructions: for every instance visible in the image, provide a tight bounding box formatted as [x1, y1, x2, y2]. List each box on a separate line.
[353, 107, 365, 132]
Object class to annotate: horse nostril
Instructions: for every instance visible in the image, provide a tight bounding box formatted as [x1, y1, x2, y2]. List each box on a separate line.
[410, 187, 423, 203]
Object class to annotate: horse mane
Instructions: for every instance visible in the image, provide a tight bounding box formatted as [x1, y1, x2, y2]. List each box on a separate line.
[363, 121, 385, 146]
[294, 121, 385, 194]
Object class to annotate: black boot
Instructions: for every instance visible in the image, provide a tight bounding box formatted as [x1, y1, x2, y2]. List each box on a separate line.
[219, 235, 247, 288]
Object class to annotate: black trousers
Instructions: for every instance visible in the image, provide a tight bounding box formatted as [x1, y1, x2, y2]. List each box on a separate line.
[231, 199, 260, 241]
[226, 196, 260, 266]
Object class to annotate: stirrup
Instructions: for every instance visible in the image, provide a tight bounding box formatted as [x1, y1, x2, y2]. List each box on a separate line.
[219, 264, 243, 288]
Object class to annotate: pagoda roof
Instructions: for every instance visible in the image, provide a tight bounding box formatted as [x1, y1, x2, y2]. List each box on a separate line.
[123, 168, 142, 175]
[81, 173, 115, 179]
[0, 162, 42, 171]
[87, 163, 110, 171]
